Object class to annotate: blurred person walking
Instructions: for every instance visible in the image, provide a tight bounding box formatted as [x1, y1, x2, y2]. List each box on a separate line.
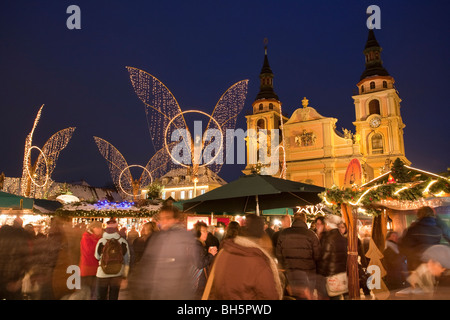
[127, 225, 139, 245]
[132, 221, 159, 266]
[127, 205, 199, 300]
[399, 206, 445, 272]
[222, 221, 240, 243]
[79, 221, 103, 299]
[203, 214, 283, 300]
[316, 214, 348, 300]
[405, 244, 450, 298]
[275, 212, 320, 299]
[0, 219, 30, 299]
[94, 219, 130, 300]
[382, 231, 408, 293]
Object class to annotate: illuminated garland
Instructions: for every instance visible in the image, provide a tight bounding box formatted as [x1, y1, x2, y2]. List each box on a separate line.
[54, 200, 159, 218]
[54, 208, 158, 218]
[320, 178, 450, 216]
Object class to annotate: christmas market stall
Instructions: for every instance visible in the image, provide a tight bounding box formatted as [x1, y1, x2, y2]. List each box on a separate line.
[0, 191, 35, 226]
[320, 158, 450, 300]
[54, 199, 161, 232]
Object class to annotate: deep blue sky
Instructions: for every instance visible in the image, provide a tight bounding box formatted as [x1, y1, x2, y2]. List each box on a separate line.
[0, 1, 449, 187]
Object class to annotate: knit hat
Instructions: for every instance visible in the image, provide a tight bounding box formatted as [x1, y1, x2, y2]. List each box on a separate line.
[422, 245, 450, 269]
[324, 214, 343, 230]
[105, 219, 119, 234]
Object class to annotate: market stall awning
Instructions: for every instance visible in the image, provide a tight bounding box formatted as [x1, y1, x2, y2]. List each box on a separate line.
[33, 198, 63, 213]
[0, 191, 34, 210]
[183, 174, 325, 215]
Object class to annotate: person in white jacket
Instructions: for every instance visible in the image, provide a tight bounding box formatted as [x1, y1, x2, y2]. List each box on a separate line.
[94, 219, 130, 300]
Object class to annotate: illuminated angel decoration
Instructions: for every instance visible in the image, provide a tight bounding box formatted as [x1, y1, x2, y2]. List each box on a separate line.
[126, 67, 248, 178]
[94, 136, 177, 201]
[21, 104, 76, 197]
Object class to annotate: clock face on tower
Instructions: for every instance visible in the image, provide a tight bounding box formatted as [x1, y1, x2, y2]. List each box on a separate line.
[369, 116, 381, 128]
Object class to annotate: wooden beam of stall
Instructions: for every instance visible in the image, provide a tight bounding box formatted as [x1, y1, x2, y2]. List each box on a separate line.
[341, 203, 360, 300]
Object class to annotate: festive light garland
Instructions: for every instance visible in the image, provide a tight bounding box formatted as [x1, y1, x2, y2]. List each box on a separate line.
[320, 178, 450, 216]
[55, 200, 159, 218]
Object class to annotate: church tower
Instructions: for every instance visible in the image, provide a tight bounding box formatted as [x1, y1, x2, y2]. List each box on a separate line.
[352, 30, 410, 177]
[243, 43, 288, 175]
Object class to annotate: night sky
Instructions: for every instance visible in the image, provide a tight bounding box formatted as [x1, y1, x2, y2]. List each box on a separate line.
[0, 1, 449, 188]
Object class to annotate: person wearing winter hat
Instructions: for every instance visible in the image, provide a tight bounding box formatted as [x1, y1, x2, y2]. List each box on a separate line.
[94, 219, 130, 300]
[79, 221, 103, 299]
[406, 244, 450, 297]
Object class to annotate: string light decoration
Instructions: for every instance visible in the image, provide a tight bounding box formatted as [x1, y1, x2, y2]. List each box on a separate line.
[55, 200, 159, 218]
[21, 105, 76, 197]
[126, 66, 248, 176]
[94, 136, 177, 200]
[320, 177, 450, 216]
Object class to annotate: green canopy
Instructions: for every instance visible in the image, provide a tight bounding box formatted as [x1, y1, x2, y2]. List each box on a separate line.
[0, 191, 34, 210]
[182, 174, 324, 215]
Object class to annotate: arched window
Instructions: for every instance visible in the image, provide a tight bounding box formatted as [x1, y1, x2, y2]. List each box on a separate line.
[259, 103, 263, 111]
[370, 81, 375, 89]
[361, 85, 365, 93]
[383, 81, 387, 88]
[256, 119, 265, 130]
[371, 133, 383, 154]
[369, 99, 380, 115]
[269, 103, 274, 110]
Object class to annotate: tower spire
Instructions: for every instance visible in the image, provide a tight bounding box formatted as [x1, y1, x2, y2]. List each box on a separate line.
[360, 29, 390, 81]
[255, 39, 279, 101]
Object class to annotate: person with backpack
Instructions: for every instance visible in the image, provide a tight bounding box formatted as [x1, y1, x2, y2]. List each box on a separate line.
[94, 219, 130, 300]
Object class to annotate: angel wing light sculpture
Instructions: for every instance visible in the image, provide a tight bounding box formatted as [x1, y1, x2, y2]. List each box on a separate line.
[126, 67, 248, 179]
[21, 105, 76, 198]
[94, 136, 177, 201]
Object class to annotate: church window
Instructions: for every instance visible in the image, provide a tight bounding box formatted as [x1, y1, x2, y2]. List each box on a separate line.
[370, 81, 375, 89]
[269, 103, 274, 110]
[259, 103, 263, 111]
[257, 119, 265, 130]
[361, 85, 365, 93]
[371, 133, 383, 154]
[383, 81, 387, 88]
[369, 99, 380, 115]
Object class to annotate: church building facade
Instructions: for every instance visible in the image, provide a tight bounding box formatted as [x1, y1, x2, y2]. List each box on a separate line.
[244, 30, 410, 188]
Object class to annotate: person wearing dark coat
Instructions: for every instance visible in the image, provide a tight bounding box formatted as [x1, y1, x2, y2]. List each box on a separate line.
[275, 213, 320, 299]
[316, 214, 348, 300]
[127, 206, 199, 300]
[192, 221, 217, 299]
[399, 206, 444, 272]
[382, 231, 408, 292]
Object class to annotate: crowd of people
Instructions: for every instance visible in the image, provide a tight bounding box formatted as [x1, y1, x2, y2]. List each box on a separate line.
[0, 204, 449, 300]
